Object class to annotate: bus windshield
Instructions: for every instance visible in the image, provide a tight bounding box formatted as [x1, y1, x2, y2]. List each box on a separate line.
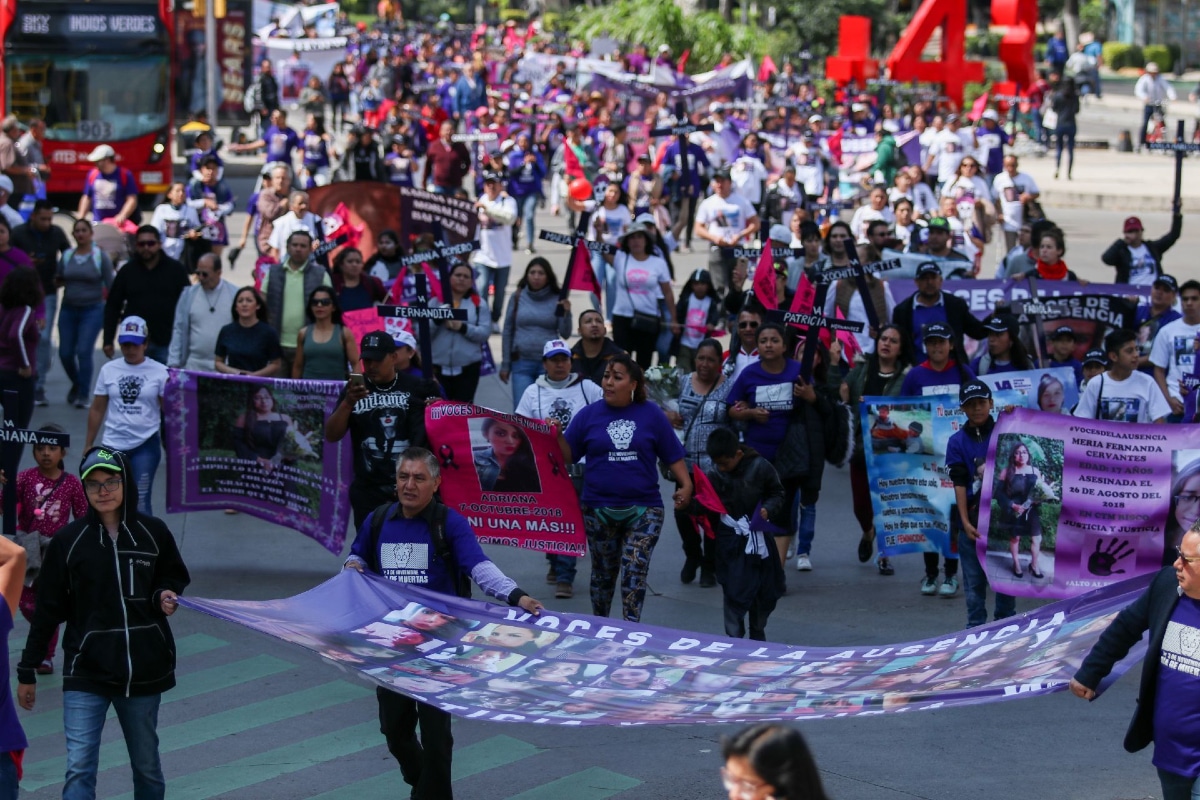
[6, 54, 168, 142]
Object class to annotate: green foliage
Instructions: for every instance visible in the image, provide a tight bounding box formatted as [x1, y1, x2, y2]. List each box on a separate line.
[1143, 44, 1173, 72]
[1102, 42, 1144, 70]
[1079, 0, 1108, 34]
[966, 31, 1003, 58]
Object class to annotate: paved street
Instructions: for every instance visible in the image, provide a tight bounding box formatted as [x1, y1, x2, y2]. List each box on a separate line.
[9, 165, 1192, 797]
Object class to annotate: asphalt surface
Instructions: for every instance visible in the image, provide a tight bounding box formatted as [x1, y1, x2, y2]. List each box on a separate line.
[7, 174, 1192, 798]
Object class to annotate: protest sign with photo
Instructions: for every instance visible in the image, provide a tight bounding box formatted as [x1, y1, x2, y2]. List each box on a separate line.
[181, 567, 1152, 726]
[424, 401, 586, 556]
[978, 408, 1200, 599]
[163, 371, 354, 554]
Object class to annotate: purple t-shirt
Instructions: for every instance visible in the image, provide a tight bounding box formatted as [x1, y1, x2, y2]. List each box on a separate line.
[900, 361, 976, 396]
[83, 167, 139, 222]
[0, 602, 27, 752]
[264, 125, 301, 164]
[563, 400, 685, 508]
[725, 359, 803, 462]
[1153, 595, 1200, 778]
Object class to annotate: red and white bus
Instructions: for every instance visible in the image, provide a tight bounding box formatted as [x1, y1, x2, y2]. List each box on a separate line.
[0, 0, 174, 197]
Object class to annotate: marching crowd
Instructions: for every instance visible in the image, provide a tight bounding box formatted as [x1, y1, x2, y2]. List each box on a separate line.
[0, 15, 1192, 800]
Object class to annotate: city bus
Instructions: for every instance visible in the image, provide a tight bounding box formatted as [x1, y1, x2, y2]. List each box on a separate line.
[0, 0, 174, 198]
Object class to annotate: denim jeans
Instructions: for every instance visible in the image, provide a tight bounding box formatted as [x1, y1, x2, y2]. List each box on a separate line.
[591, 251, 616, 317]
[551, 554, 578, 584]
[63, 690, 164, 800]
[957, 524, 1016, 627]
[508, 358, 542, 408]
[0, 751, 16, 800]
[518, 193, 540, 250]
[36, 291, 58, 392]
[58, 302, 105, 398]
[145, 343, 170, 366]
[1158, 768, 1200, 800]
[125, 433, 162, 517]
[475, 265, 510, 324]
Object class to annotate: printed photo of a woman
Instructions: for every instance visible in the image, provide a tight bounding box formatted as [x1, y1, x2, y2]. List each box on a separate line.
[995, 439, 1058, 580]
[1166, 454, 1200, 565]
[472, 417, 542, 493]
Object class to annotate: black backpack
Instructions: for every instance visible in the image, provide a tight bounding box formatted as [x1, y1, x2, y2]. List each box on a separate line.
[367, 501, 471, 599]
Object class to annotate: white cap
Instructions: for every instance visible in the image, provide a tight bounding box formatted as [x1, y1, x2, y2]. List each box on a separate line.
[658, 44, 670, 53]
[86, 144, 116, 162]
[808, 114, 823, 124]
[1146, 61, 1160, 73]
[981, 109, 1000, 121]
[499, 138, 515, 153]
[117, 315, 149, 344]
[542, 339, 571, 358]
[710, 101, 726, 113]
[0, 176, 13, 195]
[768, 223, 791, 242]
[394, 330, 417, 350]
[851, 102, 866, 112]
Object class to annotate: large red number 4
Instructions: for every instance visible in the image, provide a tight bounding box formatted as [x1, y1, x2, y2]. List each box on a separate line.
[885, 0, 985, 109]
[825, 16, 880, 87]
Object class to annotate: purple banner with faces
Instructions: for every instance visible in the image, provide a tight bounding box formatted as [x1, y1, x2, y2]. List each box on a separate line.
[180, 568, 1151, 726]
[979, 408, 1200, 600]
[163, 371, 355, 555]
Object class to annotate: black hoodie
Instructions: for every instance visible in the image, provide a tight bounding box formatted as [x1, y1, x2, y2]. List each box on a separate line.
[17, 448, 191, 696]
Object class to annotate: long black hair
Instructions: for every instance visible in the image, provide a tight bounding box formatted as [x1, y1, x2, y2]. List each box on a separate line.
[721, 724, 830, 800]
[517, 256, 562, 293]
[304, 285, 344, 325]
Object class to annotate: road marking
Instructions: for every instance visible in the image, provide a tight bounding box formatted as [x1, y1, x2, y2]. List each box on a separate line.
[21, 680, 370, 791]
[504, 767, 642, 800]
[110, 721, 385, 800]
[21, 653, 291, 740]
[306, 734, 543, 799]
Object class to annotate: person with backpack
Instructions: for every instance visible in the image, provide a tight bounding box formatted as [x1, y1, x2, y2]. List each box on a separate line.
[343, 446, 543, 800]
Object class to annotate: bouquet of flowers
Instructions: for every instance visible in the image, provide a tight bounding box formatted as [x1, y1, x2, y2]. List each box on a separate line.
[275, 423, 319, 463]
[643, 365, 683, 415]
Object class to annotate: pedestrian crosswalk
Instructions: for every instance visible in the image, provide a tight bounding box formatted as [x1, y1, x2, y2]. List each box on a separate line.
[12, 633, 644, 799]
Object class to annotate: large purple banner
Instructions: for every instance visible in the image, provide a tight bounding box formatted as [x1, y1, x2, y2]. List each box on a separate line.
[979, 408, 1200, 599]
[164, 371, 354, 555]
[181, 568, 1151, 725]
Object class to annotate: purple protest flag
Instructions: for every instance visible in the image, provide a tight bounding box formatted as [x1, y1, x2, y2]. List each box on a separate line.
[180, 567, 1154, 726]
[748, 501, 787, 535]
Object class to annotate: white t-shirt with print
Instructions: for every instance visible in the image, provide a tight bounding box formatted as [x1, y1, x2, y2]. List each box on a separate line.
[95, 357, 169, 450]
[1125, 244, 1158, 287]
[589, 204, 631, 246]
[611, 253, 670, 318]
[696, 192, 758, 245]
[1073, 371, 1172, 423]
[992, 171, 1040, 232]
[1150, 318, 1200, 401]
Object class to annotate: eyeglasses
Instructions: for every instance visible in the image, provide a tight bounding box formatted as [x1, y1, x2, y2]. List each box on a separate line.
[1177, 494, 1200, 508]
[720, 767, 770, 800]
[135, 240, 159, 248]
[84, 476, 123, 494]
[195, 271, 212, 278]
[311, 297, 333, 307]
[738, 321, 760, 329]
[1177, 547, 1200, 565]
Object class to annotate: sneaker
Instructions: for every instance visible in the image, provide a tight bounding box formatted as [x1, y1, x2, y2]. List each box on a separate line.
[34, 388, 47, 406]
[920, 576, 939, 596]
[74, 400, 87, 410]
[36, 659, 53, 675]
[795, 554, 812, 571]
[555, 581, 573, 599]
[876, 557, 894, 576]
[938, 577, 960, 598]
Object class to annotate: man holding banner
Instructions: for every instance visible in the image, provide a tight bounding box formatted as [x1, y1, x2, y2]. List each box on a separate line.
[325, 332, 436, 528]
[344, 447, 543, 800]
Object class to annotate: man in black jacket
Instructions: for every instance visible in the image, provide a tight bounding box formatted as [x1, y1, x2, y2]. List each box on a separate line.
[103, 225, 191, 366]
[1072, 530, 1200, 799]
[892, 263, 989, 360]
[17, 447, 190, 800]
[1101, 213, 1183, 286]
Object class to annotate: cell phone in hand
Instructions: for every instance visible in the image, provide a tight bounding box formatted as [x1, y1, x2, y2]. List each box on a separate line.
[349, 373, 365, 389]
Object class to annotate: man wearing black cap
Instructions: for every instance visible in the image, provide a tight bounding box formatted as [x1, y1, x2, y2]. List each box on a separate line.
[1075, 329, 1171, 423]
[694, 166, 760, 296]
[1136, 274, 1182, 375]
[1046, 325, 1084, 387]
[1101, 213, 1182, 287]
[893, 262, 988, 361]
[325, 331, 437, 527]
[947, 380, 1015, 622]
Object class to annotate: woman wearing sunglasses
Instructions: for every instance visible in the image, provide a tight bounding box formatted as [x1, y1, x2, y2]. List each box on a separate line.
[292, 287, 358, 380]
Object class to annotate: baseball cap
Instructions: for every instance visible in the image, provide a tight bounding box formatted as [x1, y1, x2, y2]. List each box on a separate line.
[0, 176, 12, 195]
[808, 114, 823, 124]
[86, 144, 116, 162]
[1083, 349, 1108, 367]
[542, 339, 571, 358]
[768, 223, 791, 243]
[394, 330, 417, 351]
[1123, 216, 1143, 233]
[945, 113, 960, 123]
[80, 447, 123, 480]
[922, 322, 953, 340]
[116, 316, 148, 344]
[712, 166, 732, 180]
[637, 151, 652, 162]
[981, 109, 1000, 122]
[916, 262, 942, 278]
[984, 315, 1015, 334]
[1049, 325, 1076, 340]
[851, 102, 866, 113]
[475, 105, 491, 116]
[360, 330, 398, 360]
[927, 216, 952, 232]
[482, 170, 501, 183]
[1154, 274, 1179, 292]
[959, 379, 993, 404]
[1146, 61, 1160, 73]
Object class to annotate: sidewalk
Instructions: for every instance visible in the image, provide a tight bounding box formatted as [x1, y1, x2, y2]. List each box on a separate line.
[1019, 145, 1199, 212]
